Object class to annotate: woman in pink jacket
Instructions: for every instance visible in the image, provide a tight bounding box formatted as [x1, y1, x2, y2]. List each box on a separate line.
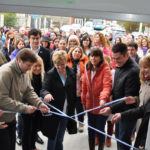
[82, 47, 112, 150]
[92, 32, 112, 57]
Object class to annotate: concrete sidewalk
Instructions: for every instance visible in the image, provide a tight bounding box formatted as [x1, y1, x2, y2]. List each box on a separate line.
[16, 127, 117, 150]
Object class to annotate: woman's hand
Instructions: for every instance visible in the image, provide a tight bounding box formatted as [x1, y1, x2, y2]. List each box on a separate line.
[38, 103, 50, 113]
[99, 100, 106, 107]
[0, 109, 3, 117]
[138, 146, 144, 149]
[111, 113, 121, 124]
[99, 107, 111, 116]
[0, 122, 8, 129]
[44, 94, 54, 102]
[125, 96, 137, 104]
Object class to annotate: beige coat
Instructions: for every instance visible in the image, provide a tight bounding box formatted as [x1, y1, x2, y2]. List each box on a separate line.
[0, 59, 42, 123]
[0, 51, 7, 66]
[139, 80, 150, 106]
[136, 80, 150, 132]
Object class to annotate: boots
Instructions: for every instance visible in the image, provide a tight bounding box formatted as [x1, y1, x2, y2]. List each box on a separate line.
[106, 121, 114, 147]
[106, 137, 111, 147]
[98, 142, 104, 150]
[95, 134, 99, 145]
[89, 140, 95, 150]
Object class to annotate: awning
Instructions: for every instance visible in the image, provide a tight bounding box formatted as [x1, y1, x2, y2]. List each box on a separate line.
[0, 0, 150, 23]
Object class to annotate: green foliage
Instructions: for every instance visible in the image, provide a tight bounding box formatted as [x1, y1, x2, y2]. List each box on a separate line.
[118, 21, 139, 33]
[85, 18, 90, 22]
[3, 13, 17, 27]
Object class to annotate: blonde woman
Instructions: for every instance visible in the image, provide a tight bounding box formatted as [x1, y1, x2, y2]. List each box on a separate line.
[67, 46, 88, 132]
[22, 56, 44, 150]
[41, 50, 77, 150]
[67, 35, 80, 52]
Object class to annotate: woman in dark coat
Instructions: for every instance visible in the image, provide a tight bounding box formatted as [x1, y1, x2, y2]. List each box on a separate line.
[21, 56, 45, 150]
[40, 50, 77, 150]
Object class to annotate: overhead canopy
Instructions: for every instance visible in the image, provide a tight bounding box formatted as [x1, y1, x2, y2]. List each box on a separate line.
[0, 0, 150, 23]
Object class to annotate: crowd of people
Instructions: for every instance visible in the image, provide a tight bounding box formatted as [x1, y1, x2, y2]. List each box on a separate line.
[0, 25, 150, 150]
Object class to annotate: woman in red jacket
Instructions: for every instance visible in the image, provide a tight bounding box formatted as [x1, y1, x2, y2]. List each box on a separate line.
[67, 46, 88, 132]
[82, 47, 112, 150]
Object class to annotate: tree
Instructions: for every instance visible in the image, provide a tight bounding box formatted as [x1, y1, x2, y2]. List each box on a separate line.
[3, 13, 17, 27]
[118, 21, 139, 33]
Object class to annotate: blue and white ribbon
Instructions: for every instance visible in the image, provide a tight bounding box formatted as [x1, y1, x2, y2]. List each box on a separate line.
[3, 97, 139, 150]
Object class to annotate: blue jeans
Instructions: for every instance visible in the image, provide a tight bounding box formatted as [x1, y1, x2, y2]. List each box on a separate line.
[115, 119, 136, 150]
[88, 112, 107, 143]
[47, 117, 68, 150]
[16, 113, 23, 137]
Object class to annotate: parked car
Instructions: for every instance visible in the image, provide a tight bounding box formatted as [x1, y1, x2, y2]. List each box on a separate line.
[93, 19, 105, 30]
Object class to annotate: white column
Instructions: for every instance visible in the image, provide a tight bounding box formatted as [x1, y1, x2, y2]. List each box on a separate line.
[44, 17, 47, 29]
[34, 18, 37, 28]
[39, 17, 41, 29]
[139, 22, 143, 33]
[27, 15, 31, 28]
[0, 14, 4, 27]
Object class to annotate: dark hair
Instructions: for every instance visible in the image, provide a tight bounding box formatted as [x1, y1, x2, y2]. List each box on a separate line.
[59, 38, 67, 43]
[28, 28, 41, 38]
[53, 37, 60, 42]
[53, 37, 60, 50]
[42, 36, 50, 42]
[128, 42, 138, 50]
[115, 37, 122, 44]
[50, 32, 57, 37]
[16, 48, 37, 63]
[87, 47, 104, 70]
[112, 43, 128, 56]
[80, 35, 92, 49]
[131, 35, 134, 40]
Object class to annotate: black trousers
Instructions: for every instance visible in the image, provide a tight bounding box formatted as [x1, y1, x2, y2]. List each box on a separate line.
[22, 111, 40, 150]
[0, 120, 16, 150]
[75, 97, 84, 122]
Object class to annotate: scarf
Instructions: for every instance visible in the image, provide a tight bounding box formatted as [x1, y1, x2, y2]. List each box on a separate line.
[71, 55, 80, 74]
[142, 46, 148, 52]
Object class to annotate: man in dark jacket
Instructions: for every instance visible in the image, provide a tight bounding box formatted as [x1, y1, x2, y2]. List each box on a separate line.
[128, 42, 141, 64]
[100, 43, 140, 150]
[27, 28, 52, 73]
[21, 29, 53, 144]
[111, 98, 150, 149]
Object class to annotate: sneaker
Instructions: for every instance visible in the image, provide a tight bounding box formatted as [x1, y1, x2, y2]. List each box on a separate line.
[36, 134, 44, 144]
[16, 136, 22, 145]
[78, 123, 84, 133]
